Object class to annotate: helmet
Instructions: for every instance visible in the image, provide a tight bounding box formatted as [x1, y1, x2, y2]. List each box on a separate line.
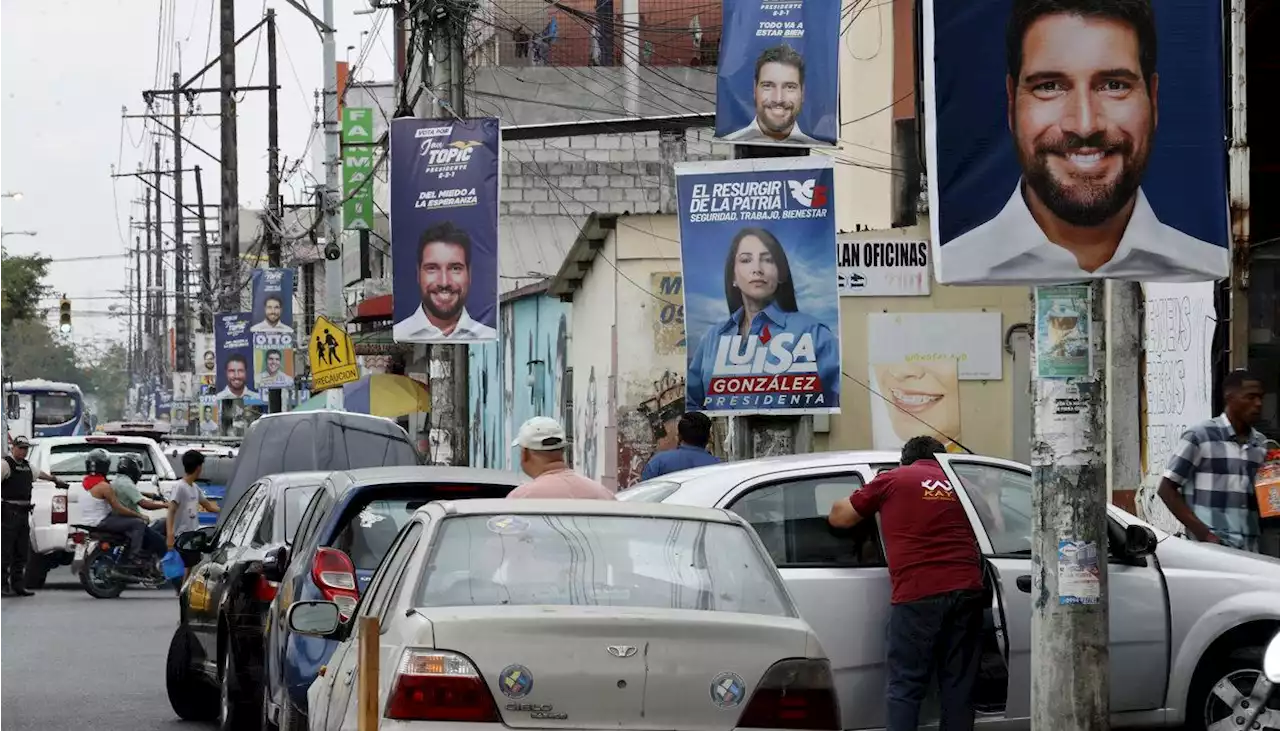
[85, 448, 112, 476]
[116, 453, 143, 483]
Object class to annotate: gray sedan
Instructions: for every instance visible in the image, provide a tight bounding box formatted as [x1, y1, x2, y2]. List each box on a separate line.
[619, 451, 1280, 731]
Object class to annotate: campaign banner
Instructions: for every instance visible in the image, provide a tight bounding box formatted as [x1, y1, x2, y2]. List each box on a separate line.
[389, 117, 500, 344]
[676, 157, 842, 415]
[926, 0, 1230, 285]
[714, 0, 839, 148]
[195, 333, 217, 386]
[172, 372, 195, 403]
[250, 268, 295, 390]
[837, 236, 931, 296]
[213, 312, 259, 402]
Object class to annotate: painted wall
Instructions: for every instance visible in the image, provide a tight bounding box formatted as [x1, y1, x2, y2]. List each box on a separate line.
[569, 242, 617, 484]
[468, 294, 572, 472]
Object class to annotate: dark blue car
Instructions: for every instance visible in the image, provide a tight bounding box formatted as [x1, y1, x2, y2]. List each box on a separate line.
[259, 466, 523, 731]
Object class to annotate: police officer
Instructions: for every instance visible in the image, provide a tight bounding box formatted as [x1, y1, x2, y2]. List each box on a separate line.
[2, 436, 68, 597]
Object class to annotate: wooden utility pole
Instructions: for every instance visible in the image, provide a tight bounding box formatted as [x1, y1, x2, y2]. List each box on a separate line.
[172, 72, 189, 375]
[265, 7, 283, 415]
[219, 0, 239, 313]
[194, 165, 212, 331]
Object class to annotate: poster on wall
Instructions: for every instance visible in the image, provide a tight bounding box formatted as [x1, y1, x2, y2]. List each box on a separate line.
[925, 0, 1230, 285]
[390, 117, 500, 343]
[714, 0, 839, 147]
[250, 268, 295, 390]
[676, 157, 842, 416]
[195, 333, 216, 386]
[837, 236, 931, 296]
[1142, 281, 1216, 479]
[214, 312, 259, 401]
[868, 357, 962, 452]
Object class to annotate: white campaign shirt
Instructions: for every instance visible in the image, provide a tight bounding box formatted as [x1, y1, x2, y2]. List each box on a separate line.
[250, 320, 294, 334]
[720, 117, 823, 146]
[392, 305, 498, 342]
[170, 479, 204, 537]
[215, 387, 260, 401]
[937, 183, 1230, 284]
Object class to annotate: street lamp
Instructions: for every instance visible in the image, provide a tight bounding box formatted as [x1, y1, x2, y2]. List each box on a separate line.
[0, 230, 37, 238]
[2, 192, 23, 200]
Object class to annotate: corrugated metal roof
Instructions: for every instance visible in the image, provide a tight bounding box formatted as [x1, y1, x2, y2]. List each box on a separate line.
[498, 215, 583, 296]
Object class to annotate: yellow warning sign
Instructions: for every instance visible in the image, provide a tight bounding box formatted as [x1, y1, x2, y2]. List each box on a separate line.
[309, 316, 360, 391]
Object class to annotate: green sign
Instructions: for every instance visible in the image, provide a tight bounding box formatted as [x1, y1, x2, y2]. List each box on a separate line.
[343, 196, 374, 232]
[341, 107, 374, 144]
[341, 107, 376, 230]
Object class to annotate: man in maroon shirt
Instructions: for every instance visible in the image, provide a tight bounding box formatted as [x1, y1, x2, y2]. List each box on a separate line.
[829, 436, 985, 731]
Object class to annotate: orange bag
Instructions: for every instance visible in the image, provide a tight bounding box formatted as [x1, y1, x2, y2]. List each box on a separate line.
[1257, 448, 1280, 520]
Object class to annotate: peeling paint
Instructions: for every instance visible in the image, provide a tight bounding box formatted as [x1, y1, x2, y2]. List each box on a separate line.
[616, 370, 686, 488]
[578, 367, 600, 480]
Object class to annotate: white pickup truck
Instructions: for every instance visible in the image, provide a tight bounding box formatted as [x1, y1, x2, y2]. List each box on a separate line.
[26, 435, 182, 588]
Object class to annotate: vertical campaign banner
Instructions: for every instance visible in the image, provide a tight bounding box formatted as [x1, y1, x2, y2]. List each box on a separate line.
[250, 268, 296, 390]
[214, 312, 259, 401]
[677, 157, 842, 415]
[714, 0, 839, 148]
[195, 333, 217, 386]
[389, 117, 500, 344]
[925, 0, 1230, 285]
[342, 107, 376, 230]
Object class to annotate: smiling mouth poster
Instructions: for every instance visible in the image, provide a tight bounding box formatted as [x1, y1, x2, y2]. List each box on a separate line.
[866, 312, 1003, 451]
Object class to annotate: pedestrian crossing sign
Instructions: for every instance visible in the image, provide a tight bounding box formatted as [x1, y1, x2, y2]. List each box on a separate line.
[309, 316, 360, 391]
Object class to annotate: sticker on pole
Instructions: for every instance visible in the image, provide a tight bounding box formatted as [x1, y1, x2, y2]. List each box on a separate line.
[1057, 539, 1101, 606]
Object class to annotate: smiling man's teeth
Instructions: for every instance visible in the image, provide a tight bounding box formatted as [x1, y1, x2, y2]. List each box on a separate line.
[891, 389, 941, 406]
[1067, 152, 1104, 166]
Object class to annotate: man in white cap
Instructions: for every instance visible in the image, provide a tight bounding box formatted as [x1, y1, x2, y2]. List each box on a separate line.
[507, 416, 615, 500]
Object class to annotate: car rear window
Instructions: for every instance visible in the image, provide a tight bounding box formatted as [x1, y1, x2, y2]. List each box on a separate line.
[417, 514, 793, 618]
[48, 444, 156, 476]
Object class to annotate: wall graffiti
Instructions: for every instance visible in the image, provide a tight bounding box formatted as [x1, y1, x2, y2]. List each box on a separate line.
[616, 370, 687, 489]
[651, 272, 686, 355]
[577, 366, 600, 480]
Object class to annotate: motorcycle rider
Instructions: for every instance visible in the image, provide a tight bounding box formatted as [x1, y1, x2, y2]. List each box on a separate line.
[80, 450, 166, 571]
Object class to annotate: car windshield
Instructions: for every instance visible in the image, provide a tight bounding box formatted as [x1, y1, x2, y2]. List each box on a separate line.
[615, 481, 683, 503]
[48, 444, 156, 477]
[416, 514, 793, 617]
[33, 394, 78, 426]
[283, 484, 322, 544]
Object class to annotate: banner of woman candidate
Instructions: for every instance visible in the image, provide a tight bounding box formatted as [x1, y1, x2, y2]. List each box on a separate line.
[676, 157, 842, 416]
[250, 268, 296, 390]
[715, 0, 840, 148]
[389, 117, 500, 344]
[924, 0, 1230, 285]
[213, 312, 260, 403]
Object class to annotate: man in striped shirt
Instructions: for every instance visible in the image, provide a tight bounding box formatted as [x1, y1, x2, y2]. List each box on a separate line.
[1159, 370, 1269, 552]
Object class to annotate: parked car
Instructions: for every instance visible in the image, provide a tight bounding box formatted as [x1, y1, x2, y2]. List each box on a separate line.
[618, 451, 1280, 731]
[218, 412, 420, 527]
[260, 466, 525, 731]
[164, 471, 328, 731]
[289, 498, 838, 731]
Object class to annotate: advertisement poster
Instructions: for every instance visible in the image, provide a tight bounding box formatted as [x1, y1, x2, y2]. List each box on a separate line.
[925, 0, 1230, 285]
[250, 268, 295, 390]
[869, 357, 963, 452]
[676, 157, 841, 416]
[390, 117, 500, 343]
[837, 236, 931, 296]
[198, 403, 220, 436]
[715, 0, 839, 147]
[1057, 539, 1101, 605]
[1035, 285, 1092, 379]
[172, 372, 195, 403]
[195, 333, 216, 386]
[214, 312, 259, 401]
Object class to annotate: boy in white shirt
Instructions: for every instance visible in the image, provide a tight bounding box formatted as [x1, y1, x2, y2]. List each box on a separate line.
[167, 450, 221, 579]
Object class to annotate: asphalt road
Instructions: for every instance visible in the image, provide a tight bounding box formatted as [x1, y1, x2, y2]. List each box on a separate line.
[1, 567, 208, 731]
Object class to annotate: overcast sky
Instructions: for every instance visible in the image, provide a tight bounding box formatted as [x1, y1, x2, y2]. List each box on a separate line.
[1, 0, 396, 345]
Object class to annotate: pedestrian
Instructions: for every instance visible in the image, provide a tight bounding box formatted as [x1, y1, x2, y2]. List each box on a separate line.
[828, 435, 985, 731]
[640, 411, 721, 481]
[1, 436, 68, 597]
[506, 417, 615, 500]
[1158, 369, 1270, 552]
[167, 450, 221, 580]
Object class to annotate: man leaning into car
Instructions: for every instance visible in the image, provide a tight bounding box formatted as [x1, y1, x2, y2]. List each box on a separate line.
[829, 435, 986, 731]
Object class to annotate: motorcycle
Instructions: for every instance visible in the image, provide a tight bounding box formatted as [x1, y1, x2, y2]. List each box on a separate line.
[74, 520, 173, 599]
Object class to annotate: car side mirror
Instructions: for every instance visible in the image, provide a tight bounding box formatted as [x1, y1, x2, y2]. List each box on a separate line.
[1123, 524, 1157, 559]
[176, 526, 216, 553]
[262, 545, 289, 583]
[287, 600, 341, 636]
[1264, 630, 1280, 683]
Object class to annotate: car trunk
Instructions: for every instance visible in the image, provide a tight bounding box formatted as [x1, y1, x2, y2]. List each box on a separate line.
[425, 606, 815, 731]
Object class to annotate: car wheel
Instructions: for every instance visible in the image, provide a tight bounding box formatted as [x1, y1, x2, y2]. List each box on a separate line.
[1190, 652, 1280, 731]
[23, 553, 48, 589]
[165, 627, 218, 721]
[218, 636, 263, 731]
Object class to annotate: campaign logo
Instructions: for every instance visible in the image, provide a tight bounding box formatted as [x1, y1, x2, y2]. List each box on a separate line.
[787, 178, 828, 208]
[413, 125, 453, 139]
[707, 331, 824, 404]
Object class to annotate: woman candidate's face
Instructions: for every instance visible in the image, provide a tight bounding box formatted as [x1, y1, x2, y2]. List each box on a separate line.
[873, 360, 962, 444]
[733, 235, 780, 305]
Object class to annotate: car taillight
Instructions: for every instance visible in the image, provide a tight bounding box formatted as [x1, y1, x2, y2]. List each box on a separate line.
[737, 659, 840, 730]
[310, 547, 359, 619]
[52, 495, 67, 524]
[254, 576, 279, 602]
[71, 531, 85, 544]
[385, 649, 499, 722]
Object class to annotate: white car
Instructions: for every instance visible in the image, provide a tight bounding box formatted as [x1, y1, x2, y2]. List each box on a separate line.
[289, 499, 839, 731]
[618, 451, 1280, 731]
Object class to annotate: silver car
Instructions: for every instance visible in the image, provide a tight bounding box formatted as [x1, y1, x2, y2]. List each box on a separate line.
[619, 451, 1280, 730]
[290, 498, 841, 731]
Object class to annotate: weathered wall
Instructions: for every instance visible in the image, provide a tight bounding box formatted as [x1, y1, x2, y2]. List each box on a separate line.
[569, 238, 618, 484]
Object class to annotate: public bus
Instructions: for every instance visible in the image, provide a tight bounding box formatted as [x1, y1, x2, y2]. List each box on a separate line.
[3, 379, 88, 442]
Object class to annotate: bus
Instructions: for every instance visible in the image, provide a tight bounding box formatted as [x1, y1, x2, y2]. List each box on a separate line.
[4, 379, 88, 442]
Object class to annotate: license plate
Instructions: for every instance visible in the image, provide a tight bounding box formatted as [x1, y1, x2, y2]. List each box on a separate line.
[74, 543, 86, 561]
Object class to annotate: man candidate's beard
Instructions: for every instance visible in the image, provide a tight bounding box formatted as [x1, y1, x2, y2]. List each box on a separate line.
[1020, 130, 1148, 228]
[758, 102, 797, 136]
[422, 286, 464, 321]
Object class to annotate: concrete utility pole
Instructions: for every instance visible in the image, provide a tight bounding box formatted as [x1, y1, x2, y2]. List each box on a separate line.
[171, 72, 189, 375]
[1029, 280, 1109, 731]
[154, 139, 167, 372]
[417, 0, 472, 465]
[194, 165, 212, 331]
[322, 0, 343, 320]
[134, 235, 143, 380]
[144, 187, 153, 345]
[266, 7, 284, 415]
[1228, 0, 1250, 370]
[219, 0, 239, 313]
[622, 0, 640, 116]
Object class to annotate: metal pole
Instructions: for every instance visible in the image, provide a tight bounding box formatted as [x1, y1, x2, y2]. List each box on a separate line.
[266, 8, 283, 415]
[220, 0, 239, 313]
[172, 72, 188, 376]
[154, 139, 166, 373]
[322, 0, 342, 319]
[1029, 280, 1110, 731]
[194, 165, 212, 331]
